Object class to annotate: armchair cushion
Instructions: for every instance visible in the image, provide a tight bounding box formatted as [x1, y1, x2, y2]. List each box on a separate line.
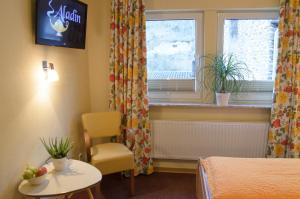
[91, 143, 134, 175]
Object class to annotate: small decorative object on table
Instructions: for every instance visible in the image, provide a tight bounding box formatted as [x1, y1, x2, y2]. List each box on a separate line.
[22, 165, 48, 185]
[200, 54, 250, 106]
[19, 160, 102, 199]
[40, 137, 73, 171]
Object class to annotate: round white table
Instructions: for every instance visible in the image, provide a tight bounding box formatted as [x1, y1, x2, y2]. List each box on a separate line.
[18, 159, 102, 199]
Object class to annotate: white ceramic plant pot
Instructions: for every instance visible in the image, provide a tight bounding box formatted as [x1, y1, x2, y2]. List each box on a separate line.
[52, 157, 68, 171]
[216, 93, 230, 106]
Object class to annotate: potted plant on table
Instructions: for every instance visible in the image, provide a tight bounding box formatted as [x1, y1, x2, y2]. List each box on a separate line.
[200, 54, 250, 106]
[41, 137, 73, 171]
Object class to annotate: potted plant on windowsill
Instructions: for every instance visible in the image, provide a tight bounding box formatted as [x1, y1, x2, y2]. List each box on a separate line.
[200, 54, 250, 106]
[41, 137, 73, 171]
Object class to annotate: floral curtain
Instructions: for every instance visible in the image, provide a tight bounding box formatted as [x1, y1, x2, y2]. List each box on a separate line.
[267, 0, 300, 158]
[108, 0, 153, 175]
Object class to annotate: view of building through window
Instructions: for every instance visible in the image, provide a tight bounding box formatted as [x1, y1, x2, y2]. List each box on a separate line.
[223, 19, 279, 81]
[146, 20, 196, 80]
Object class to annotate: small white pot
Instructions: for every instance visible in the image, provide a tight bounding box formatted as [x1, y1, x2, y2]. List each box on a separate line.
[52, 157, 68, 171]
[215, 93, 230, 106]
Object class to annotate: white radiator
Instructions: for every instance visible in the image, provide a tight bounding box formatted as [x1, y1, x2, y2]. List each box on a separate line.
[151, 120, 269, 160]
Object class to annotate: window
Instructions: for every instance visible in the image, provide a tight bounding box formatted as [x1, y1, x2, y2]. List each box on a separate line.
[218, 12, 279, 104]
[146, 12, 203, 101]
[146, 11, 278, 104]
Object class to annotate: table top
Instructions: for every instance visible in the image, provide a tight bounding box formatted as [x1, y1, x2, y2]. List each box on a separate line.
[18, 159, 102, 197]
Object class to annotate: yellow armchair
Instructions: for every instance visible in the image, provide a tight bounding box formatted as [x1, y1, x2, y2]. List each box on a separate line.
[81, 112, 135, 195]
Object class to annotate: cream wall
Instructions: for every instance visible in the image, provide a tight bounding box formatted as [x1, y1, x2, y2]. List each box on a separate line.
[87, 0, 111, 112]
[150, 106, 270, 122]
[146, 0, 279, 10]
[0, 1, 90, 198]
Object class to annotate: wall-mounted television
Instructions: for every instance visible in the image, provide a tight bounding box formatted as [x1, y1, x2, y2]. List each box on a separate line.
[36, 0, 88, 49]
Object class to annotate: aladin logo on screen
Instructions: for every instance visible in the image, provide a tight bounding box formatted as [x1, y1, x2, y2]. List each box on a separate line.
[47, 0, 81, 37]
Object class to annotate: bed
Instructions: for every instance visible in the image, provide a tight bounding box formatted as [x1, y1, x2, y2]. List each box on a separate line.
[196, 156, 300, 199]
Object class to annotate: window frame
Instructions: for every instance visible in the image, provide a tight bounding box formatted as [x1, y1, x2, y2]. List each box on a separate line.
[217, 11, 279, 105]
[146, 11, 204, 103]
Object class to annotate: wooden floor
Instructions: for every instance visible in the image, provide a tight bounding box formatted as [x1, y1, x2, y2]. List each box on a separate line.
[71, 172, 196, 199]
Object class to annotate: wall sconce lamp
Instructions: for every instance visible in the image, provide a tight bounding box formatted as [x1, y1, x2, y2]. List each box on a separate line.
[42, 60, 59, 82]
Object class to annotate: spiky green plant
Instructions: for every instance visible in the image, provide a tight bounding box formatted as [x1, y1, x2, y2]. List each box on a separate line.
[40, 137, 73, 159]
[200, 54, 250, 93]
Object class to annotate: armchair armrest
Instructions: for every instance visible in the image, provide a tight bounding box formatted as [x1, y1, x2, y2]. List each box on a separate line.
[84, 131, 92, 162]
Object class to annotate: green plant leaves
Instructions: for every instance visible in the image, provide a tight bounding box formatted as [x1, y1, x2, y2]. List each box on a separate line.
[40, 137, 73, 159]
[200, 54, 251, 93]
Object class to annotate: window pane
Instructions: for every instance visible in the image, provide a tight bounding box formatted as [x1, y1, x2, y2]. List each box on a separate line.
[223, 19, 278, 81]
[146, 20, 196, 80]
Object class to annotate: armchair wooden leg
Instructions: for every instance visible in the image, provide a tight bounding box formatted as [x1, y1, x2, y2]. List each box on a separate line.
[130, 169, 135, 196]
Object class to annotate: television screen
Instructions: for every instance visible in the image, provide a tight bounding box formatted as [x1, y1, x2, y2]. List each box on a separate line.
[36, 0, 87, 49]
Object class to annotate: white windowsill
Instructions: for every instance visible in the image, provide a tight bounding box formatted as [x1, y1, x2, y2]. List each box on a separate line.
[149, 102, 272, 109]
